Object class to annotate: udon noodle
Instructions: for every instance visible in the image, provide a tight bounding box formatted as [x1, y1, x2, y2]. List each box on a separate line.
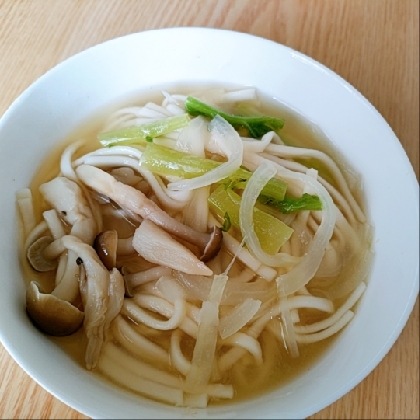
[17, 86, 373, 407]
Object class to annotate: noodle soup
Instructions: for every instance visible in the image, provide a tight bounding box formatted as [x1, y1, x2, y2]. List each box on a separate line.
[17, 86, 372, 407]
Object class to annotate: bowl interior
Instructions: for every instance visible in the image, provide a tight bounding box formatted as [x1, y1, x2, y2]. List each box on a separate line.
[0, 28, 418, 419]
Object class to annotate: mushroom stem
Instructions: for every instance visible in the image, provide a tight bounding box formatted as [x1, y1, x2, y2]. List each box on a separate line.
[27, 236, 59, 272]
[51, 250, 80, 303]
[132, 220, 213, 276]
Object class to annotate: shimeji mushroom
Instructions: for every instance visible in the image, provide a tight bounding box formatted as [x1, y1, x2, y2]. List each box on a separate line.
[93, 230, 137, 297]
[26, 236, 59, 272]
[61, 235, 124, 369]
[25, 176, 98, 303]
[94, 230, 118, 270]
[75, 164, 223, 261]
[39, 176, 96, 244]
[26, 281, 84, 336]
[132, 220, 213, 276]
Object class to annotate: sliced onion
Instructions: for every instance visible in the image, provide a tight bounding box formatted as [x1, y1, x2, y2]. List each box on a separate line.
[185, 273, 228, 393]
[218, 298, 261, 339]
[175, 116, 207, 158]
[242, 153, 337, 295]
[276, 177, 336, 296]
[239, 161, 299, 268]
[173, 271, 275, 306]
[167, 115, 243, 191]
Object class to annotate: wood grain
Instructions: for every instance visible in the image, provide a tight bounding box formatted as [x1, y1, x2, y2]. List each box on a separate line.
[0, 1, 418, 419]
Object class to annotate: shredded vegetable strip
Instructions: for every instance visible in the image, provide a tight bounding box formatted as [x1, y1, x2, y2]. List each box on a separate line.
[185, 273, 228, 393]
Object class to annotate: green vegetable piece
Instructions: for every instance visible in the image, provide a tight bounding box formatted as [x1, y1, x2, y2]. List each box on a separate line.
[221, 212, 232, 232]
[185, 96, 285, 138]
[259, 193, 323, 214]
[208, 185, 294, 255]
[98, 113, 191, 147]
[140, 143, 287, 201]
[140, 143, 219, 178]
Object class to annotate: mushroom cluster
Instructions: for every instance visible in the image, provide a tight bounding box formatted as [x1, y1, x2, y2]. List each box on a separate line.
[21, 158, 222, 369]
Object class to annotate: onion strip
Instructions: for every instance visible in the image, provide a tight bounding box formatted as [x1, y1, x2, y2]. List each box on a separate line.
[185, 273, 228, 393]
[239, 160, 298, 268]
[167, 115, 243, 191]
[218, 298, 261, 339]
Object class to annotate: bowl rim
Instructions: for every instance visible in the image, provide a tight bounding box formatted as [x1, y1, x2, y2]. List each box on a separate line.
[0, 27, 418, 419]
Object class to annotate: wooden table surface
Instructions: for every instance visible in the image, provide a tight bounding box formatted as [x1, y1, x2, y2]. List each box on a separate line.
[0, 0, 418, 419]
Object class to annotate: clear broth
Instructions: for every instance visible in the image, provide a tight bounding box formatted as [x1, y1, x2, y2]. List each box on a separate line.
[21, 84, 370, 406]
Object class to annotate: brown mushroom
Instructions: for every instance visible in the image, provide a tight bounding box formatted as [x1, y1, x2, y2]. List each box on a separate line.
[26, 236, 58, 272]
[94, 230, 118, 270]
[26, 281, 84, 336]
[200, 225, 223, 262]
[76, 164, 223, 261]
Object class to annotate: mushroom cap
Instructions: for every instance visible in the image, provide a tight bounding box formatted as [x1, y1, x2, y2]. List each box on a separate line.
[26, 281, 84, 336]
[200, 225, 223, 262]
[94, 230, 118, 270]
[27, 236, 58, 272]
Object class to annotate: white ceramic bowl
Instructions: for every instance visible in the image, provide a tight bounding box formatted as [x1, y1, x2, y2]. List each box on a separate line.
[0, 28, 418, 419]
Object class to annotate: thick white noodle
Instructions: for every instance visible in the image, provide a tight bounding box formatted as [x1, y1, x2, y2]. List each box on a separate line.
[260, 152, 361, 227]
[104, 342, 184, 388]
[294, 282, 366, 334]
[60, 140, 84, 180]
[222, 332, 263, 365]
[139, 169, 192, 210]
[264, 143, 365, 223]
[112, 316, 170, 365]
[98, 346, 183, 406]
[124, 295, 186, 331]
[129, 295, 198, 338]
[170, 329, 192, 376]
[241, 131, 274, 154]
[295, 311, 354, 343]
[125, 266, 173, 288]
